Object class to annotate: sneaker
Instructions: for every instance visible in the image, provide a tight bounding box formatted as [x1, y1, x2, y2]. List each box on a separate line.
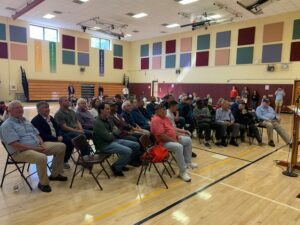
[229, 139, 239, 147]
[187, 162, 198, 169]
[268, 140, 275, 147]
[192, 152, 197, 158]
[49, 174, 68, 181]
[64, 163, 70, 169]
[179, 172, 191, 182]
[38, 183, 52, 193]
[204, 142, 211, 148]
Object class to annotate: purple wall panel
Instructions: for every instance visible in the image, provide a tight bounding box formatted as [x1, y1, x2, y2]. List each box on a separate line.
[0, 42, 8, 58]
[238, 27, 256, 46]
[166, 40, 176, 54]
[62, 35, 75, 50]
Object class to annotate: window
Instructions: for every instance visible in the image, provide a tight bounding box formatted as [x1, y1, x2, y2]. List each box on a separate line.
[29, 25, 58, 42]
[91, 37, 111, 50]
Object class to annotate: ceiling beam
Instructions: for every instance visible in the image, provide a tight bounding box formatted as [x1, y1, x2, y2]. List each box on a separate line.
[12, 0, 45, 20]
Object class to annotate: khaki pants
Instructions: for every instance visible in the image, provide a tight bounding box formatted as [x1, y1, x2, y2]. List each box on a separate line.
[13, 142, 66, 185]
[262, 121, 291, 144]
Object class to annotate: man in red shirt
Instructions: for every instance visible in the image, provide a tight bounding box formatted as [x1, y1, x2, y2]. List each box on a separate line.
[151, 105, 198, 182]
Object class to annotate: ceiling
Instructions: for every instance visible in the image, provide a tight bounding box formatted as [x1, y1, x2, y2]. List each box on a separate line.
[0, 0, 300, 41]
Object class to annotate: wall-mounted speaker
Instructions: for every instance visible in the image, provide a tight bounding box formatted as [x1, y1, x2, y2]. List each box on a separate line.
[175, 69, 181, 75]
[80, 67, 85, 72]
[267, 64, 275, 72]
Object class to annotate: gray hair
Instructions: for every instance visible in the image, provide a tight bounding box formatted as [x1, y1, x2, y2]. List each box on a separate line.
[7, 100, 22, 111]
[122, 100, 131, 110]
[36, 101, 49, 112]
[77, 98, 87, 105]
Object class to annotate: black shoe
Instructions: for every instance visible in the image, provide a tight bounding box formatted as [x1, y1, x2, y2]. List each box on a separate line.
[268, 140, 275, 147]
[229, 139, 239, 147]
[221, 141, 228, 147]
[192, 152, 197, 158]
[128, 161, 142, 167]
[38, 183, 52, 192]
[111, 166, 124, 177]
[49, 174, 68, 181]
[122, 166, 130, 171]
[204, 142, 211, 148]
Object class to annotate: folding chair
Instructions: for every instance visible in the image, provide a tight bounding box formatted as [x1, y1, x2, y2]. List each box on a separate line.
[137, 134, 173, 189]
[70, 134, 111, 190]
[258, 123, 279, 143]
[1, 142, 34, 191]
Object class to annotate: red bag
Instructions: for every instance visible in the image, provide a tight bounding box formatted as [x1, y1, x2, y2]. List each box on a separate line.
[141, 145, 169, 163]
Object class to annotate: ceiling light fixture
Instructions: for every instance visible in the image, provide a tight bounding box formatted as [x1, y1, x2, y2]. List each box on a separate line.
[79, 0, 89, 2]
[132, 12, 148, 18]
[178, 0, 199, 5]
[43, 14, 55, 19]
[208, 14, 221, 19]
[125, 34, 132, 37]
[166, 23, 180, 28]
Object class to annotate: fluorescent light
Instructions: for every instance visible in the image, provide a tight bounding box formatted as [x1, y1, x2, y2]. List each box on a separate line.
[132, 12, 148, 18]
[178, 0, 199, 5]
[79, 0, 89, 2]
[125, 34, 132, 37]
[91, 26, 101, 30]
[43, 14, 55, 19]
[166, 23, 180, 28]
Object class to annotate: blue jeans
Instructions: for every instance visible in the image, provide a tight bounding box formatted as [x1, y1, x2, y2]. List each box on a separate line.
[103, 139, 140, 171]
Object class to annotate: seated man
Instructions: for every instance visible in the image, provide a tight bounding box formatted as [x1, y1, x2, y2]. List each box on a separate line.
[121, 101, 150, 136]
[93, 103, 141, 176]
[230, 96, 243, 117]
[54, 97, 91, 155]
[0, 100, 67, 193]
[235, 102, 263, 145]
[193, 99, 212, 148]
[256, 98, 291, 147]
[114, 94, 123, 115]
[151, 104, 198, 182]
[167, 100, 197, 157]
[131, 99, 150, 130]
[109, 102, 142, 142]
[178, 96, 195, 133]
[31, 101, 74, 169]
[76, 98, 95, 131]
[138, 99, 151, 120]
[146, 96, 157, 117]
[215, 100, 240, 147]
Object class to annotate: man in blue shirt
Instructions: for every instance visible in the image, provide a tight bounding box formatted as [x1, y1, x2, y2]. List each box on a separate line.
[0, 101, 67, 192]
[131, 99, 150, 130]
[215, 100, 240, 147]
[256, 98, 290, 147]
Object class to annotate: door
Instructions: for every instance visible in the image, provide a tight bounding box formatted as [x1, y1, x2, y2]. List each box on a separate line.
[152, 80, 158, 97]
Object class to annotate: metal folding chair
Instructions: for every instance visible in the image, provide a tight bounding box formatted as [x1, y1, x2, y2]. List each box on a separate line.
[137, 134, 173, 189]
[1, 142, 34, 191]
[70, 134, 111, 190]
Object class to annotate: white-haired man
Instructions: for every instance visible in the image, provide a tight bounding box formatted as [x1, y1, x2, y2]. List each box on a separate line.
[0, 101, 67, 192]
[121, 100, 150, 136]
[75, 98, 95, 131]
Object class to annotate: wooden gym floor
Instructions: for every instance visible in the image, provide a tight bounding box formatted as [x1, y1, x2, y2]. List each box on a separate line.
[0, 103, 300, 225]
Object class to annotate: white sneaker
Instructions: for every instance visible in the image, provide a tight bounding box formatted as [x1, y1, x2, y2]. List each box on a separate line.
[179, 172, 191, 182]
[187, 162, 198, 169]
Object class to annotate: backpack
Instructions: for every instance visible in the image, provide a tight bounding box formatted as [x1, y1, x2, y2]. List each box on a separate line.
[141, 145, 169, 163]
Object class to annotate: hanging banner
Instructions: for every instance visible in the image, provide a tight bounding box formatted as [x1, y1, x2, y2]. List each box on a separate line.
[99, 49, 104, 76]
[49, 42, 56, 73]
[34, 40, 43, 72]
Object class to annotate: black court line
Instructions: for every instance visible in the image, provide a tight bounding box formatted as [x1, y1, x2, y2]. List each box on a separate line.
[193, 145, 252, 163]
[134, 145, 285, 225]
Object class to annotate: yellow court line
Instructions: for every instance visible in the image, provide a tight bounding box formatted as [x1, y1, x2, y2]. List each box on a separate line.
[84, 180, 183, 225]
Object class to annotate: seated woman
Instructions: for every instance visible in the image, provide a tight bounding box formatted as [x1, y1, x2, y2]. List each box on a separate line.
[235, 102, 263, 145]
[89, 98, 101, 118]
